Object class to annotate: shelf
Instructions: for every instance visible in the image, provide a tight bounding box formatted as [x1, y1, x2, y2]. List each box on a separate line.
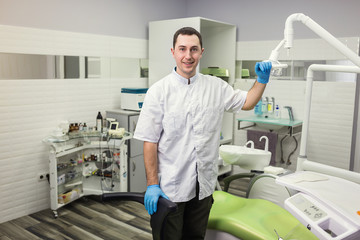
[64, 181, 83, 188]
[43, 131, 132, 144]
[237, 116, 302, 127]
[44, 132, 133, 156]
[237, 116, 303, 137]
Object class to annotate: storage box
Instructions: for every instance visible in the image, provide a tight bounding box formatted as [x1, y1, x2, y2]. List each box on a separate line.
[121, 88, 148, 111]
[58, 188, 81, 204]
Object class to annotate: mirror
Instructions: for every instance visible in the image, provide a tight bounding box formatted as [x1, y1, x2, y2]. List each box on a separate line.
[0, 52, 148, 80]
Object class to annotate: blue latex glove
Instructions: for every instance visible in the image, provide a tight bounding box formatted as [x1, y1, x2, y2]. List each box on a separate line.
[144, 184, 169, 215]
[255, 61, 272, 84]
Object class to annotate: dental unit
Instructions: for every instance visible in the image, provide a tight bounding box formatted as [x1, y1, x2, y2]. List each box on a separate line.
[267, 13, 360, 183]
[105, 13, 360, 240]
[266, 13, 360, 240]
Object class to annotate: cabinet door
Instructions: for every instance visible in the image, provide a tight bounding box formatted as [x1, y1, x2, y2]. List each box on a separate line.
[129, 114, 143, 157]
[129, 155, 147, 192]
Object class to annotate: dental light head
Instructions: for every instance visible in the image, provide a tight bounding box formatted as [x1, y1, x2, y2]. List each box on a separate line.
[264, 39, 288, 77]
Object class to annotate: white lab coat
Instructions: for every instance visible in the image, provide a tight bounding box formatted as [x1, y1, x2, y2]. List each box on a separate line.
[134, 69, 247, 202]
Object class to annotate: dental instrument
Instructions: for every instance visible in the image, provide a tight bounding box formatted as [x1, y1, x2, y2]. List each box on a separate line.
[268, 13, 360, 240]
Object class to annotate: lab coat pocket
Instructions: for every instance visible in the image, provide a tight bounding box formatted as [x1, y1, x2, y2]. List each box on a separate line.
[163, 112, 186, 138]
[204, 108, 222, 133]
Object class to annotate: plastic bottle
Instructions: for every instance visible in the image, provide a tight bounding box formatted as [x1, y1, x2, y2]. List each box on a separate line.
[268, 97, 274, 114]
[254, 99, 263, 116]
[261, 97, 268, 115]
[96, 112, 103, 132]
[274, 105, 281, 119]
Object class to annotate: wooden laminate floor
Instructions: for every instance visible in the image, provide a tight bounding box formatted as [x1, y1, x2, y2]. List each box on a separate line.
[0, 178, 249, 240]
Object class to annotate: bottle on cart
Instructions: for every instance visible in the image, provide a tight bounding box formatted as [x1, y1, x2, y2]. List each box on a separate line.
[96, 111, 103, 132]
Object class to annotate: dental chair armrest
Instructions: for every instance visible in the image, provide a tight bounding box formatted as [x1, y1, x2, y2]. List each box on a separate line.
[151, 197, 178, 240]
[223, 173, 256, 192]
[102, 192, 178, 240]
[102, 192, 145, 204]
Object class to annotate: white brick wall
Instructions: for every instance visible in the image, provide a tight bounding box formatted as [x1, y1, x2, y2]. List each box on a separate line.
[0, 25, 147, 223]
[234, 79, 356, 171]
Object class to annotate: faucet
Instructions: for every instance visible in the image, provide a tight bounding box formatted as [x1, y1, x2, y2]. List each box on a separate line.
[245, 140, 254, 149]
[284, 106, 294, 121]
[259, 136, 269, 151]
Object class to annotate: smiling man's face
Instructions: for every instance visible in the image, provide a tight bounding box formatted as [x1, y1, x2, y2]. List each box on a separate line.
[171, 34, 204, 79]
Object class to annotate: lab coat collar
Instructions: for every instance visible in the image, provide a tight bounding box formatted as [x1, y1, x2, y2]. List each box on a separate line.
[172, 67, 198, 85]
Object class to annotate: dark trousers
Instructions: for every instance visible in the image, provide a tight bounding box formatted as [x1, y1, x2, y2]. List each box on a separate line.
[152, 182, 213, 240]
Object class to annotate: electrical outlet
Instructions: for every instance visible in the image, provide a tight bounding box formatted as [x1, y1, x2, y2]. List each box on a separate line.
[38, 173, 49, 182]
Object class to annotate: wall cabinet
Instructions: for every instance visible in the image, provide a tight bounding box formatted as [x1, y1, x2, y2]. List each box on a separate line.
[44, 132, 131, 218]
[149, 17, 236, 144]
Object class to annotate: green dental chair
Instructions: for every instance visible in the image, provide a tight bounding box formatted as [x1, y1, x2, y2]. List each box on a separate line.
[206, 182, 319, 240]
[204, 141, 319, 239]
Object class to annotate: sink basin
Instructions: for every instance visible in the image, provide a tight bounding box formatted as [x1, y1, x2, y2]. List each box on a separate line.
[219, 145, 271, 171]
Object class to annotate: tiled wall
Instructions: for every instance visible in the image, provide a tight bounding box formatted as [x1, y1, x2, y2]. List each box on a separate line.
[0, 25, 147, 223]
[234, 79, 356, 171]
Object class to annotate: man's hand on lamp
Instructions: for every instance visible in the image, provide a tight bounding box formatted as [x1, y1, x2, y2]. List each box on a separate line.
[145, 184, 169, 215]
[255, 61, 272, 84]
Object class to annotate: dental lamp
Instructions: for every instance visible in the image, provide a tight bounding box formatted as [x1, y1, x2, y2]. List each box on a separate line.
[268, 13, 360, 184]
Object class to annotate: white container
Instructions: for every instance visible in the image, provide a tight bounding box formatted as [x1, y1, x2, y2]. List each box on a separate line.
[120, 88, 148, 111]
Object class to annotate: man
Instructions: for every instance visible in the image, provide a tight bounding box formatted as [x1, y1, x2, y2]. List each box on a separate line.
[133, 27, 271, 239]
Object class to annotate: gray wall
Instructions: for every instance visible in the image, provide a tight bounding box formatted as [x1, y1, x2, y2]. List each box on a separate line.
[187, 0, 360, 41]
[0, 0, 187, 39]
[1, 0, 359, 41]
[186, 0, 360, 41]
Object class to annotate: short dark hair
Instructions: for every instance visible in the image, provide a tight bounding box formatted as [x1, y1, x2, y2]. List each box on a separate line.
[173, 27, 202, 48]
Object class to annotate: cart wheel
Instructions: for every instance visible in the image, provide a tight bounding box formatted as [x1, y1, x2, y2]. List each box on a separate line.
[53, 210, 58, 218]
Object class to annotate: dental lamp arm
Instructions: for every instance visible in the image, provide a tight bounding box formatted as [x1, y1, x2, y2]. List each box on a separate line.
[283, 13, 360, 67]
[268, 39, 286, 62]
